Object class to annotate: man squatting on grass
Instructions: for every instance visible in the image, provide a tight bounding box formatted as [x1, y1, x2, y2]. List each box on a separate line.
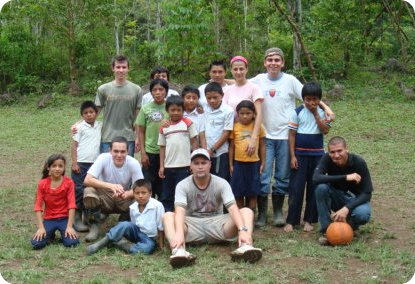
[313, 136, 372, 245]
[163, 148, 262, 269]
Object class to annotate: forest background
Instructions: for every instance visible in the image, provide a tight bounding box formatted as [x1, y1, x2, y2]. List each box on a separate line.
[0, 0, 415, 95]
[0, 1, 415, 283]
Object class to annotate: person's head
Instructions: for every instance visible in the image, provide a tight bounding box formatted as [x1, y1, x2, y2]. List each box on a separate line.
[328, 136, 349, 167]
[190, 149, 211, 179]
[150, 78, 169, 104]
[236, 100, 256, 125]
[302, 81, 322, 112]
[80, 100, 98, 124]
[42, 154, 66, 179]
[263, 47, 285, 78]
[230, 56, 248, 84]
[112, 55, 129, 82]
[205, 82, 223, 109]
[165, 96, 184, 122]
[110, 136, 129, 167]
[208, 60, 227, 85]
[150, 66, 170, 81]
[132, 179, 152, 206]
[181, 85, 200, 112]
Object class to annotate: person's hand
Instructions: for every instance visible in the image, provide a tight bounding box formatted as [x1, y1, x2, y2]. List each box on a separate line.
[71, 163, 80, 173]
[161, 119, 171, 128]
[290, 157, 298, 170]
[170, 233, 185, 249]
[229, 164, 234, 176]
[331, 207, 349, 222]
[196, 104, 204, 114]
[158, 167, 165, 179]
[33, 227, 46, 241]
[245, 137, 257, 156]
[324, 109, 335, 122]
[110, 184, 125, 197]
[238, 230, 252, 247]
[259, 163, 265, 174]
[134, 137, 140, 153]
[70, 123, 79, 135]
[65, 226, 78, 239]
[141, 152, 150, 169]
[346, 173, 361, 184]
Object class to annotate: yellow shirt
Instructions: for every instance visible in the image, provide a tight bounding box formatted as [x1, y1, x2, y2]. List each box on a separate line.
[230, 122, 266, 162]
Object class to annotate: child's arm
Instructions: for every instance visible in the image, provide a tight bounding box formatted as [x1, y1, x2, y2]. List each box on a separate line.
[190, 136, 198, 151]
[158, 146, 166, 178]
[137, 125, 150, 169]
[199, 131, 207, 149]
[158, 230, 165, 249]
[208, 130, 231, 157]
[246, 100, 263, 156]
[259, 137, 266, 174]
[229, 138, 235, 176]
[71, 141, 80, 173]
[33, 211, 46, 241]
[319, 101, 335, 122]
[313, 109, 330, 135]
[65, 208, 78, 239]
[288, 129, 298, 170]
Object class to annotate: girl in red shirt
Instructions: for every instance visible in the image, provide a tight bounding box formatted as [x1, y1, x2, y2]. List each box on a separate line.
[31, 154, 79, 249]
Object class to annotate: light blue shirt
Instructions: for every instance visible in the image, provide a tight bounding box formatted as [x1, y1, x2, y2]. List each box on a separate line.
[129, 198, 165, 238]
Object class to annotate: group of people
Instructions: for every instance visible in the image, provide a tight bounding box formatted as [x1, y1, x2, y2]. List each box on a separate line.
[31, 47, 374, 268]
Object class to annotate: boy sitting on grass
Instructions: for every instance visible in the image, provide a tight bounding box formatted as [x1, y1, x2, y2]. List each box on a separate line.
[87, 179, 165, 255]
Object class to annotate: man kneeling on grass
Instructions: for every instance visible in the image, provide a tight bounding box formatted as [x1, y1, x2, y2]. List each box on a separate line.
[163, 148, 262, 269]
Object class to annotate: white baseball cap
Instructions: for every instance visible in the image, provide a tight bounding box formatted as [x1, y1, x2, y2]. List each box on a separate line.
[190, 148, 210, 161]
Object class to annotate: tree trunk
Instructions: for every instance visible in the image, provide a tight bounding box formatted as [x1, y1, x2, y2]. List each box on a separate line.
[289, 0, 302, 71]
[272, 0, 317, 81]
[211, 0, 220, 46]
[67, 0, 80, 96]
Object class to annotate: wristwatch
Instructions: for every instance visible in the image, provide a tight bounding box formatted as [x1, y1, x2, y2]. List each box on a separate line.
[238, 226, 248, 232]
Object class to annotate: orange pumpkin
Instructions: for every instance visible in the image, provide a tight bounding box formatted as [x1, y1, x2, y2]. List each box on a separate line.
[326, 222, 354, 245]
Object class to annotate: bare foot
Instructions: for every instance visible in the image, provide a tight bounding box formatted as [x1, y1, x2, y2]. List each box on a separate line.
[283, 224, 293, 233]
[303, 222, 314, 232]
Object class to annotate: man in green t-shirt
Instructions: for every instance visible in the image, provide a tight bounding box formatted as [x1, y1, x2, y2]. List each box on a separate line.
[95, 55, 143, 157]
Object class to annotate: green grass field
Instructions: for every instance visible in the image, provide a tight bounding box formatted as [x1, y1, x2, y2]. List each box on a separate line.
[0, 70, 414, 283]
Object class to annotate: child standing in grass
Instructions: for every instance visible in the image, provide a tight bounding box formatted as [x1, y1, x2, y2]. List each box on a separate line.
[87, 179, 165, 255]
[71, 100, 101, 232]
[229, 100, 266, 211]
[182, 85, 204, 147]
[284, 82, 331, 233]
[136, 79, 169, 199]
[158, 96, 198, 212]
[31, 154, 79, 249]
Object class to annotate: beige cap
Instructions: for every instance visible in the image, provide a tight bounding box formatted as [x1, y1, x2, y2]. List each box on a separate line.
[191, 148, 210, 161]
[264, 47, 284, 60]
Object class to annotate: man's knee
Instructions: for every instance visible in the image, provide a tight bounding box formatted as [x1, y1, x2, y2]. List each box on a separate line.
[315, 184, 330, 199]
[162, 212, 175, 227]
[83, 187, 100, 209]
[239, 207, 254, 221]
[351, 204, 371, 225]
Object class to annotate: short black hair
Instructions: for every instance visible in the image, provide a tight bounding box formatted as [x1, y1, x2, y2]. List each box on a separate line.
[110, 136, 128, 149]
[181, 85, 200, 98]
[150, 66, 170, 81]
[205, 82, 224, 96]
[236, 100, 255, 113]
[165, 95, 184, 111]
[209, 59, 227, 71]
[302, 81, 322, 100]
[150, 78, 169, 94]
[132, 179, 152, 192]
[328, 136, 347, 148]
[112, 55, 129, 67]
[80, 100, 98, 115]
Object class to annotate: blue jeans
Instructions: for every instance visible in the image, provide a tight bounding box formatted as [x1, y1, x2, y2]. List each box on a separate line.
[31, 218, 80, 250]
[315, 184, 371, 233]
[260, 139, 290, 196]
[71, 162, 93, 209]
[107, 221, 156, 254]
[161, 167, 189, 212]
[100, 141, 135, 157]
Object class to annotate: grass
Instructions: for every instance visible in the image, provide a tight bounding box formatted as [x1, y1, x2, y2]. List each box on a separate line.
[0, 70, 415, 283]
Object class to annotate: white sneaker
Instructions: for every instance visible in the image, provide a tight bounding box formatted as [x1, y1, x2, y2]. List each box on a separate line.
[169, 248, 196, 268]
[230, 244, 262, 263]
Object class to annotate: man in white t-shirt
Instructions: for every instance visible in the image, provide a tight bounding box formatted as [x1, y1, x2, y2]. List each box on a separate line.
[162, 149, 262, 269]
[83, 136, 144, 241]
[198, 60, 230, 109]
[250, 48, 335, 228]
